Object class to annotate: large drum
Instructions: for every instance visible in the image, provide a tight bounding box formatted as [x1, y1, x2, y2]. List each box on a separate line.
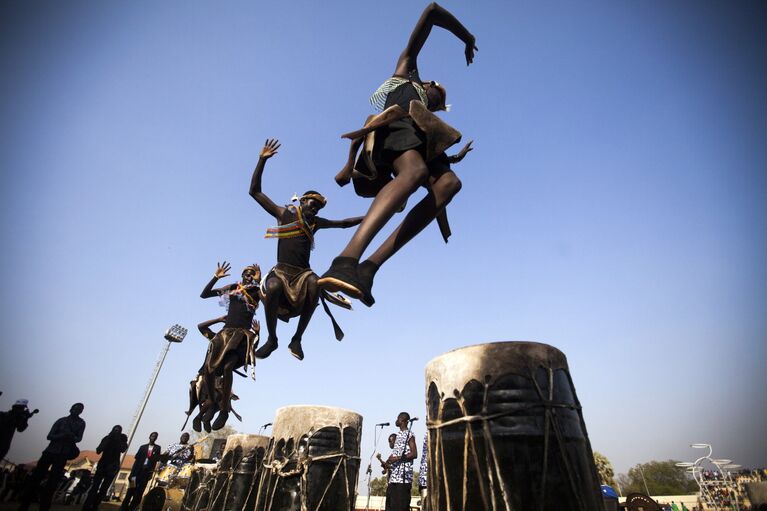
[208, 434, 270, 511]
[254, 405, 362, 511]
[156, 465, 180, 488]
[180, 463, 217, 511]
[142, 487, 184, 511]
[425, 342, 603, 511]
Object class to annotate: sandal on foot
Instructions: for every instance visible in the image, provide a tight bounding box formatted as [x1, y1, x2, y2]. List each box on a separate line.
[357, 260, 379, 307]
[211, 411, 229, 431]
[318, 257, 363, 299]
[288, 340, 304, 361]
[255, 338, 278, 359]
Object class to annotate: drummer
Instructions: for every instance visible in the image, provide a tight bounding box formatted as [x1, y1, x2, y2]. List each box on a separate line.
[163, 433, 195, 468]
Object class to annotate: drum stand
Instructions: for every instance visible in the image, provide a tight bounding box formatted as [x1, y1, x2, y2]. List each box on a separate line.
[364, 423, 387, 511]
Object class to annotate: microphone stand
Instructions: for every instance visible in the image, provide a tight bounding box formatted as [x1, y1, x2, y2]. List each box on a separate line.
[364, 424, 386, 511]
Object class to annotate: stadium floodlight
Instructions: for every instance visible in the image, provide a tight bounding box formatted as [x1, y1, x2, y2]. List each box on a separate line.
[164, 324, 188, 343]
[712, 459, 732, 465]
[124, 324, 188, 454]
[691, 443, 710, 449]
[676, 462, 694, 467]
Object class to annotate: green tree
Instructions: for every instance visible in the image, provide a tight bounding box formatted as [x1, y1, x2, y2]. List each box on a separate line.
[369, 476, 387, 496]
[367, 472, 420, 497]
[616, 460, 697, 496]
[594, 451, 616, 487]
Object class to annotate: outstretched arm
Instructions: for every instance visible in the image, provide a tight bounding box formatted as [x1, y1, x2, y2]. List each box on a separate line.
[249, 139, 285, 220]
[197, 316, 226, 340]
[201, 262, 233, 298]
[394, 2, 477, 77]
[315, 216, 364, 230]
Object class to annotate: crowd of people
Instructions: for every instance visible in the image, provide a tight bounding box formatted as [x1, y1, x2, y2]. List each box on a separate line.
[0, 399, 195, 511]
[696, 467, 767, 510]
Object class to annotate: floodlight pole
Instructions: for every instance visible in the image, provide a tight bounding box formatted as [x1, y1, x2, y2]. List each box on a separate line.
[637, 464, 651, 496]
[122, 325, 188, 463]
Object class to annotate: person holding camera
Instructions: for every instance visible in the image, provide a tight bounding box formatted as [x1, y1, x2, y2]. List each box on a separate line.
[18, 402, 86, 511]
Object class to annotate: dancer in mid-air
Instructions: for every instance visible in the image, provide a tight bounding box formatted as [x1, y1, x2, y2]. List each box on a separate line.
[199, 262, 261, 430]
[320, 2, 477, 307]
[249, 139, 363, 361]
[184, 315, 254, 432]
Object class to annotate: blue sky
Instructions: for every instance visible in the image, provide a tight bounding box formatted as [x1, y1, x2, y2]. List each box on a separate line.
[1, 0, 766, 487]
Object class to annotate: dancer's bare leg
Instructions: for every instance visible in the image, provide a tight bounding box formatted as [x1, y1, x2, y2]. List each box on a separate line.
[367, 170, 462, 266]
[288, 275, 319, 361]
[211, 354, 239, 430]
[255, 276, 282, 359]
[338, 150, 429, 259]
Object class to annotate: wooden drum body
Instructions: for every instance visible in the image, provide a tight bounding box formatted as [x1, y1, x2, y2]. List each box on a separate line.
[180, 463, 217, 511]
[254, 405, 362, 511]
[208, 434, 270, 511]
[425, 342, 602, 511]
[142, 487, 185, 511]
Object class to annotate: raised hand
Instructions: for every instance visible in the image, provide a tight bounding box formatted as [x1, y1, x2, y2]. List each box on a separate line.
[448, 140, 474, 163]
[260, 138, 281, 160]
[214, 261, 231, 279]
[464, 35, 478, 66]
[251, 319, 260, 334]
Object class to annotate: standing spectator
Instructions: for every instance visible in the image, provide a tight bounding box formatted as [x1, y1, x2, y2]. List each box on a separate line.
[385, 412, 417, 511]
[82, 425, 128, 511]
[119, 432, 161, 511]
[418, 435, 429, 511]
[18, 402, 86, 511]
[0, 399, 36, 461]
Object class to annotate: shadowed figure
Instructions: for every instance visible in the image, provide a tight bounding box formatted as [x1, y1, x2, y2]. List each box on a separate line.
[0, 399, 37, 461]
[319, 2, 477, 307]
[199, 262, 261, 430]
[184, 315, 253, 432]
[81, 425, 127, 511]
[119, 432, 161, 511]
[18, 403, 86, 511]
[248, 139, 363, 361]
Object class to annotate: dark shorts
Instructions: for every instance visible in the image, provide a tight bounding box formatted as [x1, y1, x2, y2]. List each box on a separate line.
[352, 119, 452, 199]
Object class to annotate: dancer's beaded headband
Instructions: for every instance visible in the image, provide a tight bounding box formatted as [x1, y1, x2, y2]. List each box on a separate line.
[292, 192, 327, 209]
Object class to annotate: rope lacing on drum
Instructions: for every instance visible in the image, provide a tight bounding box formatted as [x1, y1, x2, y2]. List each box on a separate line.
[206, 447, 264, 511]
[258, 425, 360, 511]
[426, 367, 591, 511]
[529, 368, 595, 511]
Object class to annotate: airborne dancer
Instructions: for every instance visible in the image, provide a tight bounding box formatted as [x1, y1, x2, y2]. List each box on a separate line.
[184, 315, 255, 432]
[199, 262, 261, 430]
[249, 139, 363, 361]
[320, 2, 477, 306]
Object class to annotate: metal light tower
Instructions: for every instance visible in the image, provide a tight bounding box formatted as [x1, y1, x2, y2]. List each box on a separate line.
[124, 324, 188, 454]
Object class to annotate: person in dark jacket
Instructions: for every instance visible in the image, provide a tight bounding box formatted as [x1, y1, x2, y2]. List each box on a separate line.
[18, 402, 86, 511]
[119, 432, 161, 511]
[0, 399, 37, 461]
[82, 425, 128, 511]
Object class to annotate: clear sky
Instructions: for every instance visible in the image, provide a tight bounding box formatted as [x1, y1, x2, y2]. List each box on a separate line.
[1, 0, 766, 489]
